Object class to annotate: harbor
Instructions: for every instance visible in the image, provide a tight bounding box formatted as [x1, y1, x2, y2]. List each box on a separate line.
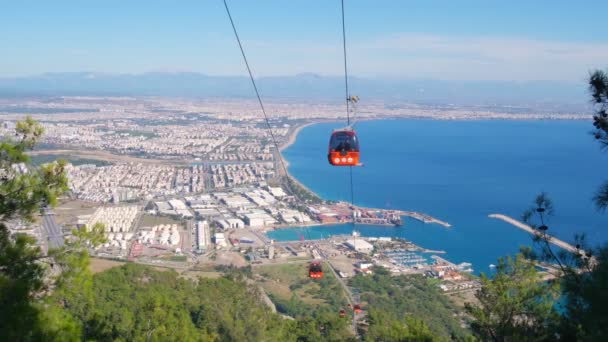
[353, 206, 450, 228]
[489, 213, 582, 254]
[401, 211, 452, 227]
[301, 201, 451, 228]
[383, 250, 429, 268]
[354, 208, 403, 226]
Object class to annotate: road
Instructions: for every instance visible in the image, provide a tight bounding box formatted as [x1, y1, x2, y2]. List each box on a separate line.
[182, 219, 193, 254]
[324, 259, 359, 336]
[41, 208, 64, 250]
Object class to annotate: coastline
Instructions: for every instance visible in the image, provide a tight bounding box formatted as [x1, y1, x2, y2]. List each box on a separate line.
[278, 121, 323, 198]
[279, 122, 316, 152]
[278, 121, 319, 168]
[276, 120, 452, 234]
[274, 118, 586, 231]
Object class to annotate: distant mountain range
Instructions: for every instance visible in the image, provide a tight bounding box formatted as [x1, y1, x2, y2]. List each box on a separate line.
[0, 72, 589, 108]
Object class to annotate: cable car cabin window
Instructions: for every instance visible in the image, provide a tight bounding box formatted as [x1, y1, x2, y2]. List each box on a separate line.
[328, 130, 360, 166]
[309, 263, 322, 273]
[309, 262, 323, 278]
[330, 132, 359, 152]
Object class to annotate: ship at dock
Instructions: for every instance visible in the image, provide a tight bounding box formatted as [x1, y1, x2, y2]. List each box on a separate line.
[354, 209, 402, 226]
[351, 206, 449, 228]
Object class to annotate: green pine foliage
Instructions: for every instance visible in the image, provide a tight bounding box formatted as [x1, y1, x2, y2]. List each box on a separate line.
[0, 116, 67, 222]
[349, 266, 472, 341]
[0, 116, 71, 340]
[257, 262, 353, 340]
[365, 310, 434, 342]
[465, 254, 560, 341]
[0, 117, 474, 341]
[0, 228, 48, 340]
[59, 263, 354, 341]
[270, 268, 349, 318]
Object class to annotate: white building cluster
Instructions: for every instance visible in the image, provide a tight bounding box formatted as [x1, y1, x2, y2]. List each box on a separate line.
[203, 187, 309, 229]
[345, 239, 374, 254]
[208, 137, 273, 161]
[30, 112, 286, 162]
[241, 210, 277, 228]
[195, 221, 211, 251]
[279, 209, 313, 224]
[102, 231, 135, 250]
[86, 206, 139, 233]
[176, 165, 205, 193]
[155, 199, 193, 218]
[210, 163, 274, 188]
[67, 163, 207, 203]
[244, 188, 278, 207]
[67, 163, 173, 202]
[67, 161, 275, 204]
[137, 224, 181, 246]
[214, 232, 227, 249]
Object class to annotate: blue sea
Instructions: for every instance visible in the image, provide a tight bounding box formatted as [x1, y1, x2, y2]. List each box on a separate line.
[267, 119, 608, 275]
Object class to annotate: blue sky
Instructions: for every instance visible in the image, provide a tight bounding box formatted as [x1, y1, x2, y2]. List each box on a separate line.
[1, 0, 607, 81]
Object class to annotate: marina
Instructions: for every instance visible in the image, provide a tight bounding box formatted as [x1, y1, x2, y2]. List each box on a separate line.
[383, 250, 430, 268]
[431, 255, 474, 273]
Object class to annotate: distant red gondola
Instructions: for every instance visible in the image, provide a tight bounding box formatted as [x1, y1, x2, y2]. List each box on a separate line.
[339, 309, 346, 317]
[309, 261, 323, 279]
[328, 127, 360, 166]
[353, 304, 362, 314]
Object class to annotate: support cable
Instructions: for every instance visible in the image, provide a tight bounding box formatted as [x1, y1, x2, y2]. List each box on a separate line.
[341, 0, 350, 126]
[222, 0, 290, 188]
[340, 0, 356, 210]
[223, 0, 312, 241]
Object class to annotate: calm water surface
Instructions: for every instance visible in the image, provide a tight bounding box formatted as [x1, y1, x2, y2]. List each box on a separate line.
[267, 119, 608, 275]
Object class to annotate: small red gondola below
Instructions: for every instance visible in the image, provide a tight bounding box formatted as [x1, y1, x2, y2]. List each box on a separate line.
[309, 261, 323, 279]
[353, 304, 362, 314]
[328, 127, 359, 166]
[339, 309, 346, 317]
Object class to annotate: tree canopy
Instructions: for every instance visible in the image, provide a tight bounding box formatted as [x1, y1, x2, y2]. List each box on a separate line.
[465, 70, 608, 341]
[1, 117, 459, 341]
[465, 253, 559, 341]
[349, 266, 471, 341]
[0, 117, 71, 340]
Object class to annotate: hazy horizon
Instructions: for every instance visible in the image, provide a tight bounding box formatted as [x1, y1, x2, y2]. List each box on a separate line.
[2, 0, 606, 109]
[2, 1, 607, 82]
[0, 71, 591, 109]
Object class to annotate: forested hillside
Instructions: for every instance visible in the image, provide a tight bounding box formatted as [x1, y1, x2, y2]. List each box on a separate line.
[58, 264, 346, 341]
[349, 267, 472, 341]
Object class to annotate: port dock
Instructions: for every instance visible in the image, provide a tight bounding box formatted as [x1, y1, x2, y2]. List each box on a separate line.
[352, 207, 451, 228]
[488, 213, 582, 255]
[401, 211, 451, 228]
[355, 209, 403, 226]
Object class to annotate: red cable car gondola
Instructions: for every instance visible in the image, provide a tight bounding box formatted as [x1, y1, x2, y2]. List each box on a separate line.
[328, 127, 360, 166]
[339, 309, 346, 317]
[353, 304, 362, 314]
[308, 261, 323, 279]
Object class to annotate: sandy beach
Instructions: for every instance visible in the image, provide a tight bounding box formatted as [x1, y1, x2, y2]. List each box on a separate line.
[280, 122, 316, 151]
[277, 121, 324, 198]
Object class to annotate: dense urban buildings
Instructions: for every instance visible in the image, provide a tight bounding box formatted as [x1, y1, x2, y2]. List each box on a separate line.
[1, 95, 578, 294]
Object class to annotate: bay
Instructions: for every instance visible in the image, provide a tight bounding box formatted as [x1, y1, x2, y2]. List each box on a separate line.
[267, 119, 608, 275]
